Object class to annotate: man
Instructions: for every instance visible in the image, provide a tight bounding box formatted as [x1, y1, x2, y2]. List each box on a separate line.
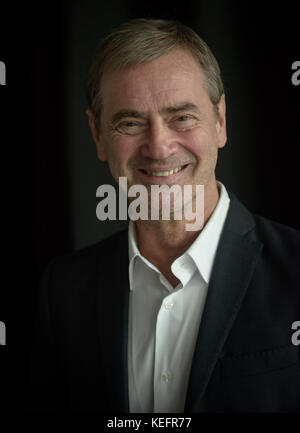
[25, 18, 300, 412]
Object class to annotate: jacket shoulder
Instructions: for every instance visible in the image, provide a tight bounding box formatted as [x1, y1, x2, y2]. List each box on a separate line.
[253, 213, 300, 252]
[251, 214, 300, 287]
[52, 228, 127, 265]
[227, 192, 299, 278]
[43, 228, 128, 288]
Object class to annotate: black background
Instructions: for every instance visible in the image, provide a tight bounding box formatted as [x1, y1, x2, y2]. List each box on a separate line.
[0, 0, 299, 414]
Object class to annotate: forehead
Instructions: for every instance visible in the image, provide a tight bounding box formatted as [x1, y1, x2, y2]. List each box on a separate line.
[100, 48, 209, 114]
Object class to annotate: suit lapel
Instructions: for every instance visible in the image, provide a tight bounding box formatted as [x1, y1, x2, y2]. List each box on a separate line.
[185, 194, 263, 412]
[94, 195, 263, 413]
[96, 230, 130, 412]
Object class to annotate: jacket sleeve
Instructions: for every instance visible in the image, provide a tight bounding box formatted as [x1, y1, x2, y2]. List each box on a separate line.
[24, 259, 64, 411]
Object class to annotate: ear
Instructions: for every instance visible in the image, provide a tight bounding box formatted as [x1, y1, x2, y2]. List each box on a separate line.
[85, 109, 108, 161]
[215, 94, 227, 149]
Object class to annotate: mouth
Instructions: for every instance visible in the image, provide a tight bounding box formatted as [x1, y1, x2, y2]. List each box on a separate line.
[138, 164, 189, 178]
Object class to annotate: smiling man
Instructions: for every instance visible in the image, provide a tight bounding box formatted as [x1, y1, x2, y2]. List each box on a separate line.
[87, 43, 226, 288]
[26, 19, 300, 413]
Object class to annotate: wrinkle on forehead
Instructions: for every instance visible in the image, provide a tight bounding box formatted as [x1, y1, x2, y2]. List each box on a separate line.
[101, 48, 208, 117]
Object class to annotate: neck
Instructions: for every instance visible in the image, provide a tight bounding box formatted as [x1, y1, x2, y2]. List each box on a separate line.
[135, 179, 220, 268]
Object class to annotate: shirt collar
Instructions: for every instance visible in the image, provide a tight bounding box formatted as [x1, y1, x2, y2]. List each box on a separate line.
[186, 181, 230, 283]
[128, 221, 140, 263]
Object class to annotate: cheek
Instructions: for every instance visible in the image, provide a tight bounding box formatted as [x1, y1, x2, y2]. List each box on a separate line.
[106, 137, 137, 171]
[181, 128, 213, 158]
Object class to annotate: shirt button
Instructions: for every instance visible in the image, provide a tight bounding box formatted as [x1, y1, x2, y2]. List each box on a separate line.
[164, 301, 174, 310]
[162, 373, 172, 383]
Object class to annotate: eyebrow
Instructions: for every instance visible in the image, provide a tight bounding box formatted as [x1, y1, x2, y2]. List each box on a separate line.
[111, 110, 146, 125]
[162, 102, 200, 115]
[111, 102, 200, 125]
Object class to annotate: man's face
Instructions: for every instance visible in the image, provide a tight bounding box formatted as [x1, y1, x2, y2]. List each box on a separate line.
[88, 48, 226, 208]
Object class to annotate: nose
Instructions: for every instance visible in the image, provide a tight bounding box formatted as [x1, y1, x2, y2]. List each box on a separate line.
[139, 118, 179, 160]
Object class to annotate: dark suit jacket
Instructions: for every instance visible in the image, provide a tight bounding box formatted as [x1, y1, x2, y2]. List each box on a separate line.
[25, 192, 300, 412]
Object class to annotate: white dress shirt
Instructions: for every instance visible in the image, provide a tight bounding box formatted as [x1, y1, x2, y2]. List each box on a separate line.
[128, 182, 230, 413]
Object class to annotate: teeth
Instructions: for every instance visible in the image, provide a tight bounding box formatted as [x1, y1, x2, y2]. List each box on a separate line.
[146, 166, 183, 177]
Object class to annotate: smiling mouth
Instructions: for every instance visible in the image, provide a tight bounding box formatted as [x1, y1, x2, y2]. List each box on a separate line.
[139, 164, 188, 177]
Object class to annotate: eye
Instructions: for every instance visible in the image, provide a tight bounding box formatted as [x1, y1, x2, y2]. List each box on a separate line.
[172, 114, 198, 130]
[177, 115, 190, 121]
[123, 121, 138, 127]
[115, 120, 145, 135]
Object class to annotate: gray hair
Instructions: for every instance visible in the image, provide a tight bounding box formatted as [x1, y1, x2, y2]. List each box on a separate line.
[87, 18, 224, 130]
